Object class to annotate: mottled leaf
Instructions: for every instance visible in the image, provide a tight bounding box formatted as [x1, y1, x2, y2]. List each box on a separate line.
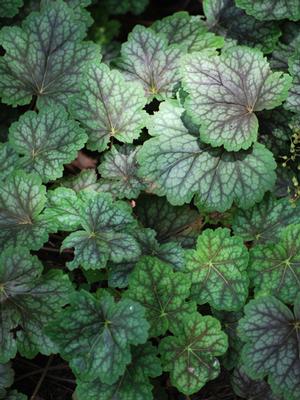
[238, 295, 300, 400]
[0, 1, 99, 107]
[182, 47, 292, 151]
[235, 0, 300, 21]
[61, 192, 140, 270]
[0, 246, 73, 362]
[117, 25, 182, 100]
[135, 194, 203, 248]
[159, 313, 228, 395]
[231, 365, 282, 399]
[70, 62, 147, 152]
[8, 106, 87, 183]
[58, 169, 101, 192]
[232, 194, 300, 244]
[186, 228, 249, 311]
[47, 290, 149, 383]
[108, 227, 185, 288]
[0, 143, 18, 181]
[0, 171, 52, 250]
[75, 342, 161, 400]
[0, 0, 23, 18]
[125, 256, 196, 336]
[98, 145, 146, 199]
[203, 0, 281, 54]
[249, 224, 300, 303]
[285, 52, 300, 112]
[152, 11, 224, 53]
[137, 100, 276, 211]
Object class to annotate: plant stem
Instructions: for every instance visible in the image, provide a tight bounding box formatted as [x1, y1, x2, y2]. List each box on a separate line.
[30, 355, 53, 400]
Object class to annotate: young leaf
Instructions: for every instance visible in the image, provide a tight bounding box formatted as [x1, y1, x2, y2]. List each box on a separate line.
[159, 313, 228, 395]
[235, 0, 300, 21]
[0, 143, 19, 181]
[69, 62, 147, 152]
[117, 25, 182, 100]
[285, 52, 300, 113]
[47, 290, 149, 383]
[181, 47, 292, 151]
[135, 194, 203, 248]
[0, 0, 23, 18]
[231, 365, 282, 400]
[0, 246, 73, 362]
[75, 342, 162, 400]
[0, 363, 13, 398]
[8, 106, 87, 183]
[151, 11, 224, 53]
[0, 171, 52, 251]
[61, 192, 140, 270]
[0, 1, 99, 108]
[249, 224, 300, 304]
[125, 256, 196, 337]
[203, 0, 281, 54]
[138, 101, 276, 211]
[98, 145, 146, 199]
[186, 228, 249, 311]
[238, 295, 300, 400]
[232, 194, 300, 244]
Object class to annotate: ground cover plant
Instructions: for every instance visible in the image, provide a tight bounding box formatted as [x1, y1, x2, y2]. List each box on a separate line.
[0, 0, 300, 399]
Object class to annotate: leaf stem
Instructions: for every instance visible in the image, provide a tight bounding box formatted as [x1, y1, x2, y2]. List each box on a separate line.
[30, 355, 53, 400]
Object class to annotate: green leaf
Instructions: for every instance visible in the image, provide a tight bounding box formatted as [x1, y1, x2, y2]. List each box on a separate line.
[238, 295, 300, 400]
[235, 0, 300, 21]
[151, 11, 224, 53]
[0, 1, 99, 108]
[135, 194, 203, 248]
[61, 192, 140, 270]
[231, 365, 282, 399]
[203, 0, 281, 54]
[186, 228, 249, 311]
[57, 169, 102, 192]
[43, 187, 84, 231]
[47, 290, 149, 383]
[137, 100, 276, 211]
[0, 0, 23, 18]
[232, 194, 300, 244]
[0, 363, 13, 398]
[108, 227, 185, 288]
[249, 224, 300, 304]
[117, 26, 182, 100]
[0, 143, 19, 181]
[0, 246, 73, 362]
[125, 256, 196, 336]
[181, 47, 292, 151]
[8, 106, 87, 183]
[98, 145, 146, 199]
[0, 171, 52, 251]
[70, 62, 147, 152]
[285, 52, 300, 113]
[4, 391, 27, 400]
[75, 342, 161, 400]
[159, 313, 228, 395]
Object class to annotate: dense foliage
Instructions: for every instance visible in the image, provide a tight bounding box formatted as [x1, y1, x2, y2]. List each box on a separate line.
[0, 0, 300, 399]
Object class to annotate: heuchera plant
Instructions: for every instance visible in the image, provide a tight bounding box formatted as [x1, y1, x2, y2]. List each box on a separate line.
[0, 0, 300, 399]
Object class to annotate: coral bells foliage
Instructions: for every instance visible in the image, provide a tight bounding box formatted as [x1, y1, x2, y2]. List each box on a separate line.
[1, 1, 300, 399]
